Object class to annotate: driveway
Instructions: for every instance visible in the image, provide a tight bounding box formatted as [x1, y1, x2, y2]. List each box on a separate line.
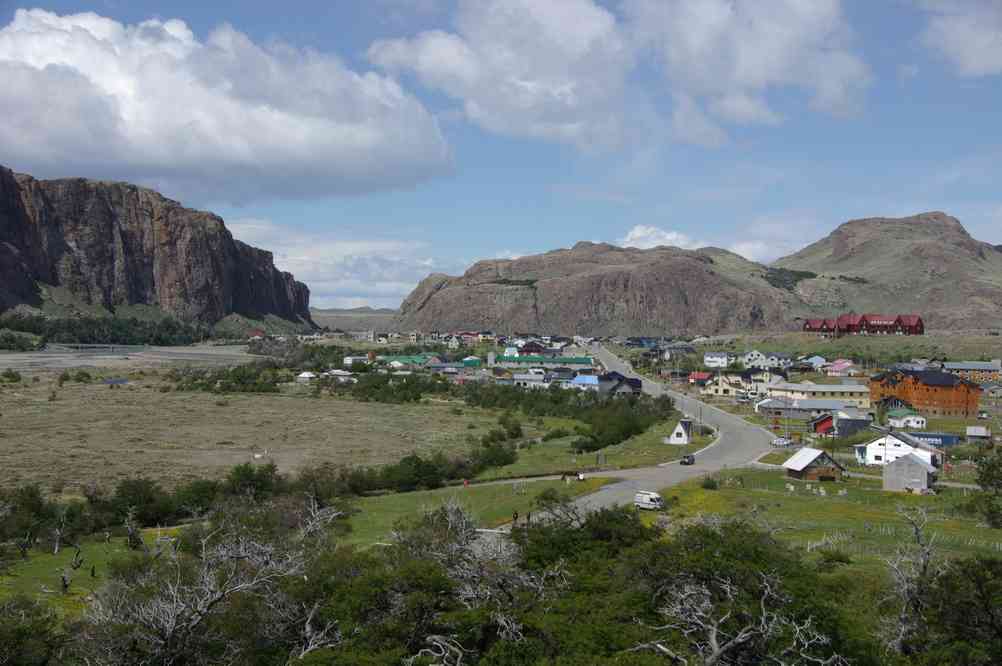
[573, 345, 774, 511]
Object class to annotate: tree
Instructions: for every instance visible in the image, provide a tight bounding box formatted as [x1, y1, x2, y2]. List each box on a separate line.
[0, 595, 63, 665]
[975, 449, 1002, 528]
[920, 555, 1002, 665]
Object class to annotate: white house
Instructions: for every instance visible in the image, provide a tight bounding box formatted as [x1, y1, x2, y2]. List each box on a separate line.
[854, 432, 942, 467]
[296, 371, 318, 384]
[887, 409, 927, 429]
[803, 355, 827, 371]
[343, 355, 369, 369]
[513, 373, 550, 390]
[665, 418, 694, 445]
[740, 350, 793, 371]
[704, 352, 733, 369]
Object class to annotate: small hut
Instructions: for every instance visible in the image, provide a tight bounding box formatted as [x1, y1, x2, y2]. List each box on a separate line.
[782, 447, 845, 482]
[883, 453, 936, 492]
[665, 418, 694, 445]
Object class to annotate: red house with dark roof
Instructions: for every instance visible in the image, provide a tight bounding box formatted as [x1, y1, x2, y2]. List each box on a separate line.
[803, 313, 924, 337]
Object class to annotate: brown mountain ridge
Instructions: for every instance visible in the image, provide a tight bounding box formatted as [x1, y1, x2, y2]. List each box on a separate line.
[397, 212, 1002, 335]
[0, 166, 312, 326]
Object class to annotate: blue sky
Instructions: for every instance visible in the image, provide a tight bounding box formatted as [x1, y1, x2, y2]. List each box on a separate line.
[2, 1, 1002, 308]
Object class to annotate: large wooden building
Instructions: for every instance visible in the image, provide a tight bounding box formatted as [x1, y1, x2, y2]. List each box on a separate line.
[803, 313, 924, 337]
[870, 369, 982, 418]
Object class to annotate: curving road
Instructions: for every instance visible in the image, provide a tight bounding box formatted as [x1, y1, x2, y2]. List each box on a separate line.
[573, 345, 774, 511]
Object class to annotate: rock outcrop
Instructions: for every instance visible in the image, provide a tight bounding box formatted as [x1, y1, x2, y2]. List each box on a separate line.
[397, 242, 804, 335]
[0, 166, 312, 325]
[398, 213, 1002, 334]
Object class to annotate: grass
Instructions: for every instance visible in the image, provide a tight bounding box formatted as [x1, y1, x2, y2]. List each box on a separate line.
[758, 450, 795, 465]
[661, 469, 1001, 560]
[476, 419, 713, 480]
[344, 477, 611, 546]
[0, 527, 177, 617]
[0, 377, 518, 490]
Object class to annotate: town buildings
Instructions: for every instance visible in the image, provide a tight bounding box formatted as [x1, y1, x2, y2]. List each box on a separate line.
[766, 381, 871, 408]
[802, 313, 924, 337]
[942, 360, 1002, 384]
[869, 369, 982, 418]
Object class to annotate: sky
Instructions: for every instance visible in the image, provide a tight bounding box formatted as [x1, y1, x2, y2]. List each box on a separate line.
[2, 0, 1002, 308]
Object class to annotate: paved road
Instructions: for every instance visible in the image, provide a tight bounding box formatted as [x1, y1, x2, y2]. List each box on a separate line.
[573, 345, 774, 511]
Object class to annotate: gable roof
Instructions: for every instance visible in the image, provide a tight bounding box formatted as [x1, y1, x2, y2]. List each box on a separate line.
[887, 452, 936, 473]
[783, 447, 844, 472]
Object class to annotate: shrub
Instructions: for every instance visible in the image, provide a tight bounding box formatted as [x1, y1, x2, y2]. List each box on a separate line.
[0, 368, 21, 383]
[542, 428, 571, 441]
[701, 476, 720, 490]
[73, 369, 93, 383]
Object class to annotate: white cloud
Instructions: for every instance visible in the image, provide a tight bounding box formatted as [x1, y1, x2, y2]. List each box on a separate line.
[671, 94, 729, 147]
[0, 9, 451, 202]
[228, 218, 464, 309]
[727, 212, 828, 262]
[617, 225, 704, 250]
[368, 0, 638, 150]
[624, 0, 871, 125]
[919, 0, 1002, 76]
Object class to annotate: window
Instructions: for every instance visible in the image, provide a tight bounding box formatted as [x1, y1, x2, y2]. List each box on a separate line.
[875, 455, 883, 461]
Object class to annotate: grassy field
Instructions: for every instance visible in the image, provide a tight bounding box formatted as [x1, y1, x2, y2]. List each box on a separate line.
[697, 331, 1002, 364]
[758, 450, 795, 465]
[0, 527, 179, 617]
[346, 477, 611, 546]
[661, 469, 1001, 559]
[0, 376, 515, 490]
[476, 420, 713, 481]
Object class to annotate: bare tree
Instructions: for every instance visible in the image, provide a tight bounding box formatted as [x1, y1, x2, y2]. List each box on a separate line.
[404, 635, 471, 666]
[123, 507, 145, 552]
[633, 572, 847, 666]
[879, 504, 946, 655]
[51, 506, 69, 555]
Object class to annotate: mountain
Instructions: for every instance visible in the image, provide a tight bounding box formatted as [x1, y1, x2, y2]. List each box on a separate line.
[773, 212, 1002, 330]
[397, 213, 1002, 335]
[0, 166, 312, 326]
[396, 242, 806, 335]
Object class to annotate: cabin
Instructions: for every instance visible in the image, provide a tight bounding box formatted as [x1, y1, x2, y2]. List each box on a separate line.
[854, 431, 943, 467]
[783, 447, 845, 481]
[886, 408, 927, 430]
[883, 453, 937, 493]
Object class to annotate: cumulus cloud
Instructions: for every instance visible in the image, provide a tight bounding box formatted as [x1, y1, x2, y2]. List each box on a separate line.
[228, 219, 463, 309]
[918, 0, 1002, 76]
[727, 212, 828, 263]
[624, 0, 871, 130]
[0, 9, 451, 202]
[617, 225, 704, 250]
[368, 0, 638, 150]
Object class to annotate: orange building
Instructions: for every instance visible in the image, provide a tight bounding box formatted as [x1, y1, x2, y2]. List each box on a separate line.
[870, 369, 981, 418]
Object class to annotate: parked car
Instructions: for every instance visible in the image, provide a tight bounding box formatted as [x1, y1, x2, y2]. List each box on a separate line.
[772, 437, 793, 447]
[634, 490, 665, 510]
[680, 454, 696, 466]
[978, 411, 990, 420]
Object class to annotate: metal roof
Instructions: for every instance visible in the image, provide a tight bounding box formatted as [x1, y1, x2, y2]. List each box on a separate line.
[783, 447, 836, 472]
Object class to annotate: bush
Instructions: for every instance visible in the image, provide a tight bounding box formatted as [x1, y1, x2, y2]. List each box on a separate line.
[542, 428, 571, 441]
[73, 369, 92, 383]
[112, 478, 176, 527]
[701, 476, 719, 490]
[0, 368, 22, 383]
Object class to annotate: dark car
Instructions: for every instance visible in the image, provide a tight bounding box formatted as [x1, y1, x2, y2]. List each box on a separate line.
[680, 454, 696, 466]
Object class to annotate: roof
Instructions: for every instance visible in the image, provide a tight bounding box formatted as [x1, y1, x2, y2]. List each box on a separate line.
[966, 426, 991, 437]
[704, 351, 730, 358]
[887, 453, 936, 473]
[572, 374, 599, 385]
[887, 408, 920, 418]
[865, 429, 942, 454]
[783, 447, 842, 472]
[497, 355, 593, 365]
[943, 361, 1001, 372]
[770, 382, 869, 394]
[873, 369, 981, 389]
[898, 314, 923, 326]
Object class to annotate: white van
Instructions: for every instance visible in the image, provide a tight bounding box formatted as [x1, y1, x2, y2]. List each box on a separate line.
[634, 491, 665, 511]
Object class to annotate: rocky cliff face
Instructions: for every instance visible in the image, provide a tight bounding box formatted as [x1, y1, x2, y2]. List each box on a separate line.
[397, 242, 803, 335]
[0, 166, 311, 324]
[398, 213, 1002, 335]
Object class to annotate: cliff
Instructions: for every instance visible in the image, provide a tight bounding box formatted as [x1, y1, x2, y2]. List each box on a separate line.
[0, 166, 312, 325]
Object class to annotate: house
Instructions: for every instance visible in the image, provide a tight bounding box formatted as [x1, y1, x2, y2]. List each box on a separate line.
[605, 375, 643, 396]
[741, 350, 793, 371]
[767, 381, 871, 408]
[756, 398, 855, 421]
[296, 371, 318, 384]
[883, 454, 937, 492]
[518, 341, 548, 356]
[462, 356, 482, 368]
[886, 408, 927, 429]
[870, 369, 982, 418]
[833, 409, 873, 438]
[342, 355, 370, 369]
[571, 374, 601, 392]
[665, 418, 694, 445]
[513, 373, 550, 390]
[703, 352, 733, 369]
[809, 413, 836, 437]
[494, 355, 594, 370]
[966, 426, 992, 444]
[783, 448, 845, 481]
[854, 431, 943, 467]
[246, 328, 267, 340]
[701, 369, 786, 399]
[942, 360, 1002, 384]
[826, 359, 861, 378]
[688, 371, 712, 386]
[803, 313, 924, 337]
[803, 355, 827, 371]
